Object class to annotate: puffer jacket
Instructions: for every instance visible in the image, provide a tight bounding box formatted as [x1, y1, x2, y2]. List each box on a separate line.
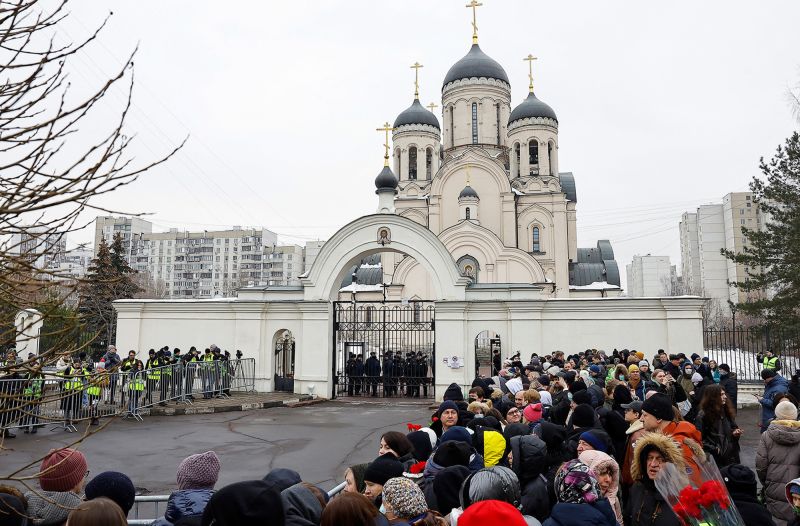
[472, 427, 506, 467]
[760, 375, 790, 429]
[152, 489, 214, 526]
[510, 434, 550, 522]
[578, 450, 622, 525]
[542, 499, 617, 526]
[756, 419, 800, 523]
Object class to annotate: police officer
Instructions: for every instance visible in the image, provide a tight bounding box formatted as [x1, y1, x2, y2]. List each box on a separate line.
[382, 351, 394, 397]
[353, 353, 364, 396]
[417, 351, 429, 398]
[60, 358, 87, 426]
[22, 354, 44, 434]
[365, 351, 381, 397]
[86, 363, 107, 425]
[127, 360, 146, 415]
[144, 349, 163, 405]
[182, 347, 200, 400]
[757, 349, 781, 373]
[201, 348, 216, 399]
[345, 352, 356, 396]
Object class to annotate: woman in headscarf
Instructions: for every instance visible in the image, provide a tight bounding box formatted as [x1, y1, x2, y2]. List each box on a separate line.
[542, 460, 617, 526]
[578, 450, 622, 525]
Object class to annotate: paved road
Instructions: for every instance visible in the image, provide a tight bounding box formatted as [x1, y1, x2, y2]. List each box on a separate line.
[2, 402, 763, 494]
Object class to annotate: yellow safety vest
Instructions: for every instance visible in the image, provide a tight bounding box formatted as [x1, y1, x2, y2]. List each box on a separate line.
[763, 356, 778, 370]
[147, 359, 162, 380]
[129, 375, 145, 391]
[24, 376, 43, 397]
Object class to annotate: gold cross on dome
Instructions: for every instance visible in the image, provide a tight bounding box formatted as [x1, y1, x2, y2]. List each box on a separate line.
[524, 54, 538, 93]
[410, 62, 424, 99]
[466, 0, 483, 44]
[376, 122, 394, 167]
[427, 102, 439, 114]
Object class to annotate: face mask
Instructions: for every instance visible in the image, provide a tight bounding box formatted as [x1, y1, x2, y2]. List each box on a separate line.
[474, 413, 484, 418]
[567, 392, 573, 401]
[379, 504, 386, 514]
[618, 375, 626, 381]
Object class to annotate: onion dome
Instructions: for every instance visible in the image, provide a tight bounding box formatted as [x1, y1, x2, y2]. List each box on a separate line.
[394, 99, 440, 130]
[509, 92, 558, 124]
[443, 44, 509, 88]
[374, 165, 398, 193]
[459, 185, 479, 200]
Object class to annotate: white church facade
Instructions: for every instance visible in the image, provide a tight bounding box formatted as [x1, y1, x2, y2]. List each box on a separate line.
[114, 8, 705, 400]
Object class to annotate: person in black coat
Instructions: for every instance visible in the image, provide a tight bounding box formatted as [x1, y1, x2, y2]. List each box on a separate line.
[365, 352, 381, 396]
[720, 464, 777, 526]
[718, 364, 738, 410]
[510, 434, 551, 522]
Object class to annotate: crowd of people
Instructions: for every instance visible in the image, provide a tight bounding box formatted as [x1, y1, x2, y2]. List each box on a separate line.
[3, 348, 800, 526]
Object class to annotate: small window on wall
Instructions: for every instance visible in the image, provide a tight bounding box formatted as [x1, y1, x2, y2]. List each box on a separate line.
[529, 140, 539, 167]
[514, 143, 521, 178]
[409, 147, 417, 180]
[426, 148, 433, 179]
[465, 207, 471, 220]
[532, 227, 541, 252]
[471, 102, 478, 144]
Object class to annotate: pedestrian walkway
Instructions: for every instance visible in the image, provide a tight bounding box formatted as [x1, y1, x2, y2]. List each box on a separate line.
[140, 392, 314, 417]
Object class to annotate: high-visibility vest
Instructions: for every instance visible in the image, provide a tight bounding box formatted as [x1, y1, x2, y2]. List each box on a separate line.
[763, 356, 778, 370]
[147, 359, 162, 380]
[62, 368, 87, 391]
[86, 376, 102, 397]
[202, 354, 215, 368]
[24, 375, 43, 398]
[129, 376, 145, 391]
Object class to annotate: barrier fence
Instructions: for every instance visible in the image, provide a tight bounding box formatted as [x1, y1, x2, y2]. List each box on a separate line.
[0, 359, 256, 433]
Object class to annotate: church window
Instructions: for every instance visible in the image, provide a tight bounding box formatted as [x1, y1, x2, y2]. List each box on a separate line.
[425, 147, 433, 179]
[394, 148, 401, 177]
[471, 102, 478, 144]
[514, 143, 521, 178]
[409, 147, 418, 180]
[465, 207, 471, 220]
[496, 103, 501, 145]
[532, 227, 541, 252]
[548, 141, 555, 175]
[450, 105, 455, 148]
[529, 140, 539, 172]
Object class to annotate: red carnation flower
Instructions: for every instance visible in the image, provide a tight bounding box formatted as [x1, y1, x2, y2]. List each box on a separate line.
[409, 461, 426, 474]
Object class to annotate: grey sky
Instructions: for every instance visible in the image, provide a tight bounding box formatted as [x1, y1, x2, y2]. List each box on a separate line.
[61, 1, 800, 289]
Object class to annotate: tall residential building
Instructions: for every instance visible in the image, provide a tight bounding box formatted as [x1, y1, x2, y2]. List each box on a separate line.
[8, 227, 67, 270]
[94, 216, 153, 257]
[303, 240, 325, 274]
[626, 255, 673, 297]
[679, 192, 762, 317]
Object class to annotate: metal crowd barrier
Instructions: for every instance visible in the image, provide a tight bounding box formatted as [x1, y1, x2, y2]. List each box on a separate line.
[0, 359, 256, 433]
[127, 480, 346, 525]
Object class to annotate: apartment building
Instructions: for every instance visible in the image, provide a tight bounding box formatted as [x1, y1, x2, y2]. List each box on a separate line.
[626, 255, 673, 297]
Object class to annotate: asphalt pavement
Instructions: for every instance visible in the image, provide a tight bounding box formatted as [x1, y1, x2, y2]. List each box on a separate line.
[1, 402, 763, 495]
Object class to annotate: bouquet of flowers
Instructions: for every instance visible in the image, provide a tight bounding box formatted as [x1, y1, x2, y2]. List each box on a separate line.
[654, 456, 745, 526]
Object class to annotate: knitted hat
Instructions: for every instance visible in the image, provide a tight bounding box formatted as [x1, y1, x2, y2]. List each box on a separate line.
[39, 448, 88, 492]
[364, 455, 404, 486]
[579, 430, 612, 453]
[443, 383, 464, 401]
[382, 477, 428, 519]
[639, 360, 649, 368]
[200, 480, 283, 526]
[589, 365, 601, 374]
[572, 389, 592, 406]
[433, 466, 471, 515]
[84, 471, 136, 515]
[440, 426, 472, 445]
[720, 464, 757, 498]
[719, 363, 731, 373]
[177, 451, 220, 490]
[432, 441, 471, 468]
[407, 430, 434, 461]
[438, 400, 459, 415]
[635, 351, 645, 360]
[641, 393, 674, 422]
[537, 375, 550, 386]
[554, 460, 601, 504]
[458, 500, 527, 526]
[571, 404, 596, 429]
[691, 353, 700, 362]
[546, 366, 560, 376]
[523, 403, 542, 424]
[628, 364, 640, 373]
[762, 369, 778, 380]
[0, 494, 26, 526]
[262, 468, 302, 492]
[775, 400, 799, 421]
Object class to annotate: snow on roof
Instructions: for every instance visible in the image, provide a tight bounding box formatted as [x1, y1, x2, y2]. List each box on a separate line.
[360, 263, 382, 269]
[569, 281, 620, 290]
[512, 188, 524, 196]
[339, 283, 384, 293]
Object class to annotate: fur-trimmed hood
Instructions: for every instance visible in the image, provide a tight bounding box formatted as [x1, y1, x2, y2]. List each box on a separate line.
[631, 432, 686, 482]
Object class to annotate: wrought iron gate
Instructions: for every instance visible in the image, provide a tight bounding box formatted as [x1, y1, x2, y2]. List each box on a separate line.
[332, 301, 435, 399]
[274, 333, 295, 392]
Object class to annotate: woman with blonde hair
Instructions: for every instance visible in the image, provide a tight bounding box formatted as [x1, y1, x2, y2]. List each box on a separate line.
[467, 401, 490, 416]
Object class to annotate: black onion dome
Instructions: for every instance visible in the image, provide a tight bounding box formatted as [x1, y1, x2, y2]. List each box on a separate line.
[443, 44, 509, 88]
[459, 185, 479, 199]
[394, 99, 440, 130]
[374, 165, 398, 192]
[509, 92, 558, 124]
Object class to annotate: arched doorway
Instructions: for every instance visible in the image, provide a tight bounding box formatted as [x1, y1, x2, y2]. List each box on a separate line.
[474, 330, 501, 378]
[273, 330, 295, 392]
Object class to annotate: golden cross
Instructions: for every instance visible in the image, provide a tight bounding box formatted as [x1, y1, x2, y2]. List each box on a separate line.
[524, 54, 538, 93]
[376, 122, 394, 166]
[410, 62, 424, 99]
[466, 0, 483, 44]
[427, 102, 439, 114]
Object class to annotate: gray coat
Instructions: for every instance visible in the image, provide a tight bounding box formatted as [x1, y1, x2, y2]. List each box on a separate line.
[756, 419, 800, 523]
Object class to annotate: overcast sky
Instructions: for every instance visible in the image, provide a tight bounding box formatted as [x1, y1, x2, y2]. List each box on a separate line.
[60, 1, 800, 289]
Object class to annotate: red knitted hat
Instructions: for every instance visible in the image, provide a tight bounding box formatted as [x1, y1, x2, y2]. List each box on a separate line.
[458, 500, 527, 526]
[39, 448, 87, 492]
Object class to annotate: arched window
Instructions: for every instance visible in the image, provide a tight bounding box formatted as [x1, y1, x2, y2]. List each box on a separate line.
[529, 140, 539, 173]
[394, 148, 401, 176]
[532, 227, 541, 252]
[471, 102, 478, 144]
[408, 147, 417, 180]
[465, 207, 471, 220]
[450, 106, 455, 148]
[514, 143, 521, 178]
[413, 302, 422, 323]
[425, 147, 433, 179]
[495, 103, 501, 145]
[548, 141, 555, 175]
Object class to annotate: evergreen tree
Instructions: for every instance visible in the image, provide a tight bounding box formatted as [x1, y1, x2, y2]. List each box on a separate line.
[723, 131, 800, 331]
[80, 236, 141, 345]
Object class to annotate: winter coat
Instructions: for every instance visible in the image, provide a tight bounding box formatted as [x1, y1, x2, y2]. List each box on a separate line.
[510, 434, 551, 522]
[726, 485, 777, 526]
[756, 419, 800, 522]
[621, 420, 646, 490]
[472, 427, 506, 467]
[760, 375, 790, 429]
[786, 477, 800, 526]
[624, 432, 686, 526]
[578, 450, 623, 525]
[542, 500, 617, 526]
[694, 410, 740, 467]
[719, 372, 738, 408]
[152, 489, 214, 526]
[25, 490, 82, 526]
[281, 483, 324, 526]
[595, 406, 628, 466]
[550, 390, 571, 426]
[660, 420, 706, 482]
[364, 356, 381, 376]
